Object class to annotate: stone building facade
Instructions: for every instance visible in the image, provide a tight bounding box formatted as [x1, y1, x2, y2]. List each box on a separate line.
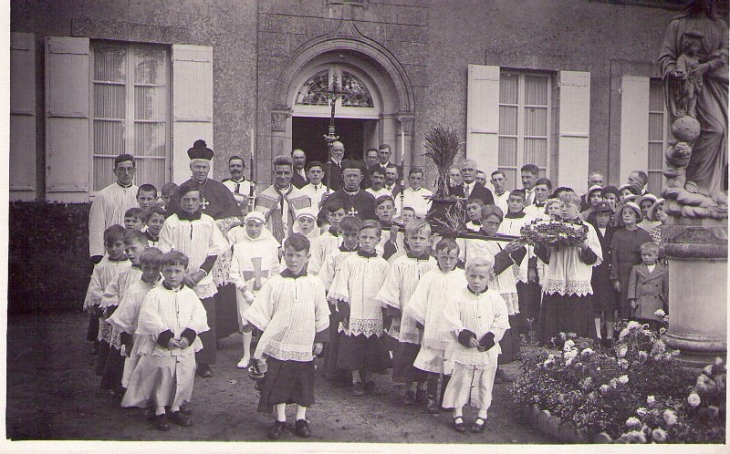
[10, 0, 707, 203]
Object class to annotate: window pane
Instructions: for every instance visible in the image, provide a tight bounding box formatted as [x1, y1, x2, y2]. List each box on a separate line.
[296, 70, 330, 105]
[499, 168, 517, 192]
[648, 143, 664, 169]
[524, 107, 547, 136]
[134, 123, 167, 157]
[649, 81, 664, 112]
[499, 137, 518, 166]
[135, 158, 166, 190]
[648, 171, 663, 195]
[93, 156, 116, 191]
[525, 75, 548, 105]
[93, 120, 124, 155]
[341, 71, 374, 107]
[134, 48, 167, 84]
[524, 138, 547, 167]
[93, 45, 126, 82]
[94, 84, 126, 118]
[135, 87, 166, 120]
[499, 105, 518, 135]
[500, 73, 518, 104]
[648, 113, 665, 141]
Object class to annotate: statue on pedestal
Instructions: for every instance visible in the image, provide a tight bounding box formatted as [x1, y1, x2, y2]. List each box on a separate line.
[658, 0, 728, 219]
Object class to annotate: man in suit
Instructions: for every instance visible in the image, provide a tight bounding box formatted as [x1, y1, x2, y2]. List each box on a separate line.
[368, 144, 401, 184]
[520, 163, 540, 206]
[323, 141, 346, 191]
[361, 147, 380, 189]
[291, 148, 309, 189]
[455, 159, 494, 205]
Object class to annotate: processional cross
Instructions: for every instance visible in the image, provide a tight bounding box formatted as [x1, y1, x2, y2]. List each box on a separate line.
[242, 257, 267, 291]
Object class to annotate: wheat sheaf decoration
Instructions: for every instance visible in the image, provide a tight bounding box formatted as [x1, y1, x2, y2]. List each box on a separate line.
[422, 125, 463, 198]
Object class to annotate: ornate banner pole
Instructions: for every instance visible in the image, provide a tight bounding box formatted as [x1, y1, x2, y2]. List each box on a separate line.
[324, 74, 343, 194]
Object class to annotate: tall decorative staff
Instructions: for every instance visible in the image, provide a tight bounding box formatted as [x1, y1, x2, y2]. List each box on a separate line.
[248, 128, 256, 214]
[323, 74, 344, 195]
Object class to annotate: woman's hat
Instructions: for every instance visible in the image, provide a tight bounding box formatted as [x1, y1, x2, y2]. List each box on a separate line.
[619, 201, 643, 222]
[587, 184, 604, 195]
[647, 198, 666, 222]
[601, 185, 619, 198]
[639, 193, 658, 206]
[592, 201, 614, 213]
[243, 211, 266, 224]
[480, 204, 504, 223]
[295, 207, 318, 221]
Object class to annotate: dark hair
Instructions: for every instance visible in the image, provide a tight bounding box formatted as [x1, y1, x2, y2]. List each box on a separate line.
[145, 206, 167, 222]
[551, 186, 574, 198]
[466, 198, 485, 207]
[272, 155, 293, 167]
[177, 180, 202, 198]
[509, 189, 526, 200]
[340, 216, 362, 233]
[162, 250, 189, 268]
[535, 177, 552, 191]
[632, 170, 649, 186]
[103, 225, 127, 246]
[125, 207, 145, 220]
[139, 247, 164, 267]
[326, 199, 345, 213]
[408, 167, 424, 177]
[490, 170, 505, 178]
[378, 144, 391, 152]
[435, 237, 460, 255]
[161, 182, 178, 195]
[306, 160, 324, 172]
[123, 229, 149, 246]
[520, 164, 539, 176]
[374, 195, 395, 208]
[114, 154, 135, 168]
[370, 166, 385, 177]
[229, 155, 245, 166]
[137, 184, 158, 198]
[284, 233, 310, 253]
[601, 185, 620, 198]
[366, 147, 378, 155]
[402, 207, 416, 214]
[359, 219, 382, 236]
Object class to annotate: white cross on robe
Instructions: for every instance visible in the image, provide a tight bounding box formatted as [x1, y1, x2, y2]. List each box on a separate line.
[242, 256, 268, 291]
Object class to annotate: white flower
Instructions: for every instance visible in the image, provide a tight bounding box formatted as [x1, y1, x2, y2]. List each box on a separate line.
[638, 350, 648, 362]
[618, 329, 630, 341]
[663, 409, 677, 426]
[617, 359, 629, 370]
[599, 384, 610, 394]
[581, 347, 594, 357]
[565, 358, 573, 366]
[687, 392, 701, 407]
[618, 375, 629, 384]
[563, 339, 575, 351]
[564, 350, 578, 362]
[617, 345, 628, 358]
[543, 358, 554, 367]
[703, 365, 713, 376]
[714, 357, 723, 366]
[654, 309, 666, 318]
[659, 327, 667, 335]
[627, 430, 647, 443]
[610, 378, 618, 389]
[625, 416, 641, 427]
[627, 321, 641, 330]
[652, 428, 667, 442]
[636, 407, 647, 417]
[647, 395, 656, 405]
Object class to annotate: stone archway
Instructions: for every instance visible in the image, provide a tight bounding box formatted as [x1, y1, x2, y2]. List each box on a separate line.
[270, 20, 416, 171]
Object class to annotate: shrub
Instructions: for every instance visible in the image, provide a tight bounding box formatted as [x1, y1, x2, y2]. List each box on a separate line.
[8, 202, 92, 313]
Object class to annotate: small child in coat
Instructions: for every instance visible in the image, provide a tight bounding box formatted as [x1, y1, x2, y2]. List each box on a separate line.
[243, 233, 330, 440]
[441, 255, 510, 434]
[628, 242, 668, 333]
[122, 251, 209, 431]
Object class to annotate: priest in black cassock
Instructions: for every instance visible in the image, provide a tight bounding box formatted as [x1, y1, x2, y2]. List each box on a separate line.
[318, 159, 376, 225]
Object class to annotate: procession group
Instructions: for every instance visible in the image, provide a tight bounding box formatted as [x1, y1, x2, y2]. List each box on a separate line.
[83, 138, 668, 438]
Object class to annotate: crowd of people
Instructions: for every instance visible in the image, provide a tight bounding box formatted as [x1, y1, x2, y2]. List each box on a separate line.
[82, 139, 670, 439]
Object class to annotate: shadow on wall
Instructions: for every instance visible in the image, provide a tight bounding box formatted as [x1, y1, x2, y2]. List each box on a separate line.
[9, 202, 92, 314]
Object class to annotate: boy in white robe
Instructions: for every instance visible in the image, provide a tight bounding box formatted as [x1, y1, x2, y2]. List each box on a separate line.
[228, 211, 281, 369]
[308, 201, 346, 275]
[243, 234, 330, 440]
[441, 256, 510, 434]
[122, 251, 209, 431]
[404, 238, 466, 413]
[376, 219, 437, 406]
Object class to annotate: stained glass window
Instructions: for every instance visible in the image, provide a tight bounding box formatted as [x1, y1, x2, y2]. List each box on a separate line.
[295, 70, 374, 108]
[341, 71, 374, 107]
[296, 71, 330, 105]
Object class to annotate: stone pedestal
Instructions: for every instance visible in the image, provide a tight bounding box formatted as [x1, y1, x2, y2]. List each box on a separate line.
[662, 219, 728, 367]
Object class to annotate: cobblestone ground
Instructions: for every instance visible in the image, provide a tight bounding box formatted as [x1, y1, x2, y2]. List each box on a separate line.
[6, 311, 554, 446]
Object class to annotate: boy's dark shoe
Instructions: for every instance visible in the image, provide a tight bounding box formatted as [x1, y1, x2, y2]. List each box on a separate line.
[352, 381, 365, 396]
[453, 416, 466, 433]
[294, 419, 311, 438]
[196, 363, 213, 378]
[268, 420, 287, 440]
[415, 389, 428, 404]
[427, 397, 440, 414]
[364, 380, 376, 395]
[154, 414, 170, 431]
[494, 369, 513, 383]
[404, 390, 417, 406]
[168, 411, 193, 427]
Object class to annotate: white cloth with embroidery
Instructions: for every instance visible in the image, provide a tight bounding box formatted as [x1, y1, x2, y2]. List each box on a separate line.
[459, 239, 519, 316]
[541, 221, 602, 297]
[319, 248, 358, 291]
[498, 214, 535, 283]
[83, 257, 132, 310]
[328, 254, 390, 338]
[244, 274, 330, 362]
[157, 213, 229, 300]
[401, 187, 433, 219]
[440, 287, 509, 367]
[375, 254, 438, 344]
[309, 230, 340, 276]
[88, 183, 139, 257]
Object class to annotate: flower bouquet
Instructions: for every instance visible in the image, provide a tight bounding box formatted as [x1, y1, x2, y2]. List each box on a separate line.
[520, 219, 588, 247]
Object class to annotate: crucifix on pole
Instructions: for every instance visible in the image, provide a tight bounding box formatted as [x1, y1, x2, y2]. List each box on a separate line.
[323, 74, 346, 193]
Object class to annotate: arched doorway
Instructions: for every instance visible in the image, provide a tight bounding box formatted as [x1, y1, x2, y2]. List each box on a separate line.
[291, 62, 382, 163]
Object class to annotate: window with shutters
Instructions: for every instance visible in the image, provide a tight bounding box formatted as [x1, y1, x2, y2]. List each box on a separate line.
[91, 42, 170, 192]
[497, 72, 551, 186]
[648, 79, 671, 194]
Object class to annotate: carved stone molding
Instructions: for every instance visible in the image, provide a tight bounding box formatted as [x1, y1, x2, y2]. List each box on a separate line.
[270, 108, 291, 133]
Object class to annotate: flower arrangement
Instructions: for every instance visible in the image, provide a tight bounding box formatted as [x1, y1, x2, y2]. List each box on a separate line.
[520, 219, 588, 247]
[511, 322, 725, 443]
